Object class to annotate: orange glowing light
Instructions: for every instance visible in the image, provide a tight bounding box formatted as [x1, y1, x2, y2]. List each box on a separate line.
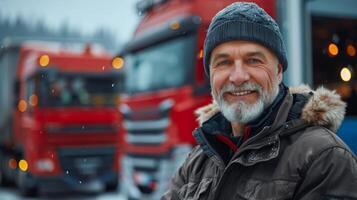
[19, 159, 28, 172]
[29, 94, 38, 107]
[328, 43, 339, 57]
[198, 49, 203, 59]
[170, 21, 180, 30]
[8, 158, 17, 169]
[336, 84, 352, 98]
[112, 57, 124, 69]
[347, 44, 356, 57]
[18, 100, 27, 112]
[39, 55, 50, 67]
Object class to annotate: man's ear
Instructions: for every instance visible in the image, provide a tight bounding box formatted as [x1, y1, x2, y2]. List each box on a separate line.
[277, 63, 283, 83]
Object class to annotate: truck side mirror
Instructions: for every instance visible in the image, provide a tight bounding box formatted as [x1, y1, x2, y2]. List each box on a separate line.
[193, 83, 210, 96]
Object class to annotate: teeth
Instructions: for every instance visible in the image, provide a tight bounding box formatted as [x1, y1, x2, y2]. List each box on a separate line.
[230, 90, 253, 96]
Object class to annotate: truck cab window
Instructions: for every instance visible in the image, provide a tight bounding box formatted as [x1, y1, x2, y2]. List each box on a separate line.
[40, 71, 121, 107]
[125, 34, 196, 94]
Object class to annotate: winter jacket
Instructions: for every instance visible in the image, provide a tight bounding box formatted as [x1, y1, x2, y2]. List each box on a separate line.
[161, 85, 357, 200]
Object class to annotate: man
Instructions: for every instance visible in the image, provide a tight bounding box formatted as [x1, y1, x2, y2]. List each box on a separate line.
[161, 2, 357, 200]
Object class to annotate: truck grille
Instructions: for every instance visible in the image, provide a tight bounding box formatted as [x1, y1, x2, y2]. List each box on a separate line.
[121, 101, 172, 146]
[47, 124, 118, 134]
[57, 146, 115, 182]
[124, 118, 169, 145]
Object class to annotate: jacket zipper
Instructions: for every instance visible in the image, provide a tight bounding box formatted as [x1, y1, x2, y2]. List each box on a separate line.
[212, 126, 280, 200]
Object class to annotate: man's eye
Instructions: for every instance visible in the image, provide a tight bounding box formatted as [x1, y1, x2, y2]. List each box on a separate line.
[247, 58, 262, 64]
[216, 60, 231, 66]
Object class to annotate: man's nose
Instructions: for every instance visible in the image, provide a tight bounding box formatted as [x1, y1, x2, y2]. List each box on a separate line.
[229, 60, 249, 85]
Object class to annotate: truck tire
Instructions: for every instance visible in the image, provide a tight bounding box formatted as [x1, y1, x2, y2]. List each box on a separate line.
[0, 155, 12, 186]
[105, 179, 119, 192]
[0, 167, 8, 186]
[17, 170, 37, 197]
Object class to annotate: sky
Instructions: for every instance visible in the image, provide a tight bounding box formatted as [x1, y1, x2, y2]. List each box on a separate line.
[0, 0, 140, 43]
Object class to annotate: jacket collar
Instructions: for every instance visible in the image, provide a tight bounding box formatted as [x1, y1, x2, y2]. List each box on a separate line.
[195, 84, 346, 133]
[197, 84, 288, 143]
[193, 84, 346, 165]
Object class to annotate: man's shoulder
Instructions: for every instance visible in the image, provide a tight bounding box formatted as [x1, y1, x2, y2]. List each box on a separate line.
[279, 125, 356, 176]
[285, 125, 355, 162]
[296, 126, 350, 150]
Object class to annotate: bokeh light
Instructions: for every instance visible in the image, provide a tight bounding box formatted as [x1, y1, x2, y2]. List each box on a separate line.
[340, 67, 352, 82]
[347, 44, 356, 57]
[30, 94, 38, 107]
[170, 21, 180, 30]
[328, 43, 339, 57]
[19, 159, 29, 172]
[18, 100, 27, 112]
[39, 54, 50, 67]
[112, 57, 124, 69]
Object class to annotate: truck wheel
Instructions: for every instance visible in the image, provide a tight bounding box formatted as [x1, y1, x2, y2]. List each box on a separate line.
[17, 170, 37, 197]
[105, 179, 119, 192]
[0, 157, 12, 186]
[0, 168, 5, 186]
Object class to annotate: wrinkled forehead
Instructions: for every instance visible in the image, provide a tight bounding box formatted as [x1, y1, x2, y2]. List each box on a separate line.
[210, 40, 279, 63]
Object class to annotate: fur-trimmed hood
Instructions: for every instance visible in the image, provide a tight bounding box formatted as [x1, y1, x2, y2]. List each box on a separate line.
[195, 85, 346, 132]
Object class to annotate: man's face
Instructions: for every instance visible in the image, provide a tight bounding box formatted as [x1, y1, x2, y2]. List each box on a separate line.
[210, 41, 283, 123]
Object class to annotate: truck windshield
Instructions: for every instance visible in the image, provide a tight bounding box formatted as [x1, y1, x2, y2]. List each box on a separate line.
[39, 72, 121, 107]
[124, 34, 196, 94]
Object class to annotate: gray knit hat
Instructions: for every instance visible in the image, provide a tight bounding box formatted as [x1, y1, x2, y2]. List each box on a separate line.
[204, 2, 288, 77]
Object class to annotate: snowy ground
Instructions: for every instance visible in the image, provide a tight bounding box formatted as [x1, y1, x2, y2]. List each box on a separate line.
[0, 187, 126, 200]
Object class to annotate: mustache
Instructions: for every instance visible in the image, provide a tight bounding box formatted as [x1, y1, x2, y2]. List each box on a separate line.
[220, 82, 262, 95]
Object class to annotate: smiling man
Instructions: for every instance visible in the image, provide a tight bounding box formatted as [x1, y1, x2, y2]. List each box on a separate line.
[210, 41, 282, 136]
[161, 2, 357, 200]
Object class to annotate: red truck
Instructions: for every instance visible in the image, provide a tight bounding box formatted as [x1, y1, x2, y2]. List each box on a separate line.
[0, 40, 123, 196]
[119, 0, 357, 199]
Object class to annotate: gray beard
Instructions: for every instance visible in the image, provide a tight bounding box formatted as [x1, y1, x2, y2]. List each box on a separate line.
[212, 82, 279, 123]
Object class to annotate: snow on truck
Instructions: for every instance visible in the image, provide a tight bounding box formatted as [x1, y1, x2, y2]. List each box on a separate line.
[0, 40, 123, 196]
[119, 0, 357, 199]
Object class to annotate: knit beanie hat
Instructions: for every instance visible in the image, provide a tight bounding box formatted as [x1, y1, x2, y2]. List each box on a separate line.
[203, 2, 288, 77]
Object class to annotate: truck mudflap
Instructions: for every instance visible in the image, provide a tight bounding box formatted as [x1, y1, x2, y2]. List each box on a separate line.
[122, 144, 192, 200]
